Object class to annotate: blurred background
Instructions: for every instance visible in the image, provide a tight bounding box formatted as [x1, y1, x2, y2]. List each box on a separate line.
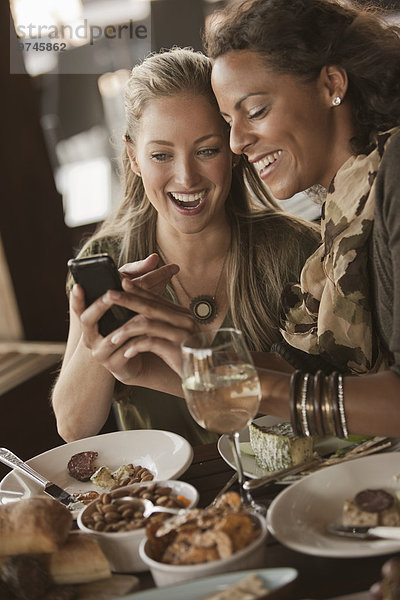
[1, 0, 399, 471]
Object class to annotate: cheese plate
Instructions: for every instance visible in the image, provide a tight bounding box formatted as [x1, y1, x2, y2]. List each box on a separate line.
[217, 415, 356, 481]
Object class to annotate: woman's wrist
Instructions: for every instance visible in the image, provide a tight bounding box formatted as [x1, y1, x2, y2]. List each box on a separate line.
[257, 368, 291, 420]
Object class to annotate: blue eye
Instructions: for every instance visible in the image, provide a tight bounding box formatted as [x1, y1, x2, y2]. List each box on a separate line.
[151, 153, 169, 162]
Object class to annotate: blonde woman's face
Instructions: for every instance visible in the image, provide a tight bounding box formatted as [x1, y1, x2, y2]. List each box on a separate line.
[129, 93, 233, 235]
[211, 49, 348, 199]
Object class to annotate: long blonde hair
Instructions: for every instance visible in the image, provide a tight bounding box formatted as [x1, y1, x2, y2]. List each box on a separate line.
[80, 47, 319, 351]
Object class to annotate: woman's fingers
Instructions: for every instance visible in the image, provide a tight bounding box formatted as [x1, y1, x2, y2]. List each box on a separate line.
[79, 294, 114, 332]
[78, 283, 191, 341]
[74, 283, 196, 378]
[87, 336, 144, 383]
[108, 314, 196, 350]
[120, 335, 184, 376]
[119, 253, 159, 278]
[104, 286, 192, 319]
[122, 263, 179, 295]
[77, 292, 130, 351]
[119, 254, 180, 295]
[91, 293, 197, 375]
[70, 284, 87, 317]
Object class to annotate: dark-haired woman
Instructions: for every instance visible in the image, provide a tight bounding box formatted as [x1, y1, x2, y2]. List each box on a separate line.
[202, 0, 400, 436]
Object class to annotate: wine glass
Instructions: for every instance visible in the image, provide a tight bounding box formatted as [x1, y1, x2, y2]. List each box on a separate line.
[181, 328, 265, 514]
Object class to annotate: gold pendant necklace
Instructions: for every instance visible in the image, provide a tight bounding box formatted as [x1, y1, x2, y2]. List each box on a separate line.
[158, 246, 229, 324]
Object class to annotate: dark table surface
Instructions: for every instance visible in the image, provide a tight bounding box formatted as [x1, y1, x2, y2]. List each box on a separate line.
[136, 442, 400, 600]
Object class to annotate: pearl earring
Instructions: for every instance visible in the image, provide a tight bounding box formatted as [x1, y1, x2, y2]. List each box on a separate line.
[332, 96, 342, 106]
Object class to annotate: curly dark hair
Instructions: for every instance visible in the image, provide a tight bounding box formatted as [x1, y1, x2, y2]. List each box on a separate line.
[203, 0, 400, 154]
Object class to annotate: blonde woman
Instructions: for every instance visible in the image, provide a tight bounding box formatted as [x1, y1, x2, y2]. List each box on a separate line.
[52, 48, 319, 445]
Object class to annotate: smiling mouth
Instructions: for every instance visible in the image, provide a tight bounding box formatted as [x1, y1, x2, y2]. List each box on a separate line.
[254, 150, 282, 173]
[168, 190, 207, 210]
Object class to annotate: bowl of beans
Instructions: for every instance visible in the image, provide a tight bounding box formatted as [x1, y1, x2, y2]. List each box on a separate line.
[77, 480, 199, 573]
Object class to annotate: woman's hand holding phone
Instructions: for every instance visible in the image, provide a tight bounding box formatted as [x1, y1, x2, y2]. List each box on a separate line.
[70, 255, 198, 382]
[70, 282, 147, 384]
[105, 281, 199, 377]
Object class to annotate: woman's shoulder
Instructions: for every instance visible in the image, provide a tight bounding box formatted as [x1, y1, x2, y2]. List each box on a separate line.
[375, 127, 400, 196]
[78, 236, 121, 263]
[373, 126, 400, 178]
[379, 127, 400, 166]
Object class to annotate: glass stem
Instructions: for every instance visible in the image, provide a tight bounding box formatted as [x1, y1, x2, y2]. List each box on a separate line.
[229, 431, 245, 487]
[229, 431, 254, 507]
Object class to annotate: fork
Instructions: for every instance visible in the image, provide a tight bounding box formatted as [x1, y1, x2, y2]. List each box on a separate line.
[208, 472, 238, 506]
[327, 523, 400, 541]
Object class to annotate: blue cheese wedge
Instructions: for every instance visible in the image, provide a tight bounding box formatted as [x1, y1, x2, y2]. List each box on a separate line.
[249, 421, 313, 471]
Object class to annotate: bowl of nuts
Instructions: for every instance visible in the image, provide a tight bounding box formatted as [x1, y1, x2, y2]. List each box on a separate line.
[77, 480, 199, 573]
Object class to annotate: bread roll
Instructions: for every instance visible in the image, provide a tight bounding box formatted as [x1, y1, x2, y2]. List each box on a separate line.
[48, 532, 111, 584]
[77, 574, 139, 599]
[0, 497, 72, 556]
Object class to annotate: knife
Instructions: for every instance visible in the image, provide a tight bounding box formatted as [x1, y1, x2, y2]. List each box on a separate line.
[0, 447, 77, 506]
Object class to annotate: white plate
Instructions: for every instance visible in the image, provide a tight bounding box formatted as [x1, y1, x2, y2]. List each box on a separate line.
[0, 430, 193, 503]
[217, 415, 354, 480]
[267, 452, 400, 558]
[122, 567, 298, 599]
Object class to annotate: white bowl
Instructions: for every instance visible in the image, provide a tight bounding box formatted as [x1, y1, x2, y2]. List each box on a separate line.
[77, 480, 199, 573]
[139, 511, 268, 587]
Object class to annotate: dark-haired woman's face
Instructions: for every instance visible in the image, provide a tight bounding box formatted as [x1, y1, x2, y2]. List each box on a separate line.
[211, 49, 350, 199]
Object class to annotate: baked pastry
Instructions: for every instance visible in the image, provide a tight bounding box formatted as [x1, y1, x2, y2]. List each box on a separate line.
[0, 500, 113, 597]
[47, 532, 111, 584]
[0, 497, 72, 556]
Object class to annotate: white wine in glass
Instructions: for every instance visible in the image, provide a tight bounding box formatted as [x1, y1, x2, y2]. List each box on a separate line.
[181, 328, 264, 513]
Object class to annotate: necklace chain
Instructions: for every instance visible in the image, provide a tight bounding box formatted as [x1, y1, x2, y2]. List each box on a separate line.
[157, 245, 230, 324]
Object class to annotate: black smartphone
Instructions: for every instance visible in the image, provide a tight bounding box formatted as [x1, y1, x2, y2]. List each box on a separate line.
[68, 253, 137, 336]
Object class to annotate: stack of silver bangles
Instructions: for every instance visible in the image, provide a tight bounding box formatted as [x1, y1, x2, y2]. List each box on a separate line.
[289, 370, 348, 438]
